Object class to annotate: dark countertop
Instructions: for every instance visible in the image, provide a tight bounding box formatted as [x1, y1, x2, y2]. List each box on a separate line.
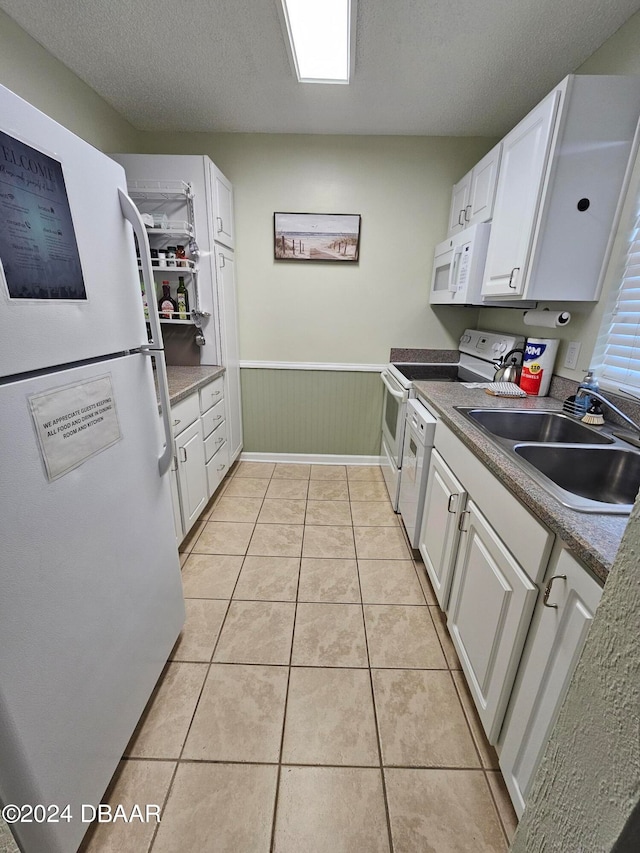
[166, 364, 225, 405]
[413, 381, 628, 585]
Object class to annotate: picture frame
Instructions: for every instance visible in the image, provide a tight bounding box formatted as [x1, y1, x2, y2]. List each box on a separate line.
[274, 212, 361, 262]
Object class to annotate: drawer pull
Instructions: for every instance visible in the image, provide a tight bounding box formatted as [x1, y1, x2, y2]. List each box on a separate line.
[215, 437, 224, 446]
[214, 414, 223, 422]
[217, 463, 226, 472]
[543, 574, 567, 608]
[173, 418, 181, 427]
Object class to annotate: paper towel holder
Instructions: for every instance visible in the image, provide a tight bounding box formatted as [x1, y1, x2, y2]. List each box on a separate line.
[522, 308, 572, 328]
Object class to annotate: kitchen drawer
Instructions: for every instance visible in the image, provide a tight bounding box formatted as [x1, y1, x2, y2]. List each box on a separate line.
[171, 392, 200, 436]
[202, 398, 225, 438]
[204, 420, 227, 463]
[206, 442, 229, 496]
[199, 376, 224, 414]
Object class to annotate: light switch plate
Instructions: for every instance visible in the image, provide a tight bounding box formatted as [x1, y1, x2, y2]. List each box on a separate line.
[564, 341, 581, 370]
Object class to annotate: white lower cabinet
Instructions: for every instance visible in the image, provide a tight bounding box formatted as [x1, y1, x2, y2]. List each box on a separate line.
[418, 449, 466, 610]
[447, 499, 539, 743]
[498, 543, 602, 817]
[170, 374, 228, 542]
[419, 410, 603, 818]
[175, 418, 208, 532]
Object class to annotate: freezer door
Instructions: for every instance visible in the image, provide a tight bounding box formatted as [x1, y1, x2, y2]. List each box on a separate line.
[0, 85, 146, 377]
[0, 353, 184, 853]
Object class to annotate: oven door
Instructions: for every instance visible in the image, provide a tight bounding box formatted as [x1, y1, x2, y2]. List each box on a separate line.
[380, 369, 408, 466]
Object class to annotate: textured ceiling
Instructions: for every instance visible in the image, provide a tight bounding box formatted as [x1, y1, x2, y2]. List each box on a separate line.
[2, 0, 640, 136]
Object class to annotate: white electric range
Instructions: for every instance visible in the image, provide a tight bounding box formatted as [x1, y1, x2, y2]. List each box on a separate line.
[380, 329, 525, 510]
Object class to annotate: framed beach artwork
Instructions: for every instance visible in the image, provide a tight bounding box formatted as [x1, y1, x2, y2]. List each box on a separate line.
[274, 212, 361, 262]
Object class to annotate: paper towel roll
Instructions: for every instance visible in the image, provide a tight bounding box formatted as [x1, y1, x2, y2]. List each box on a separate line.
[523, 309, 571, 328]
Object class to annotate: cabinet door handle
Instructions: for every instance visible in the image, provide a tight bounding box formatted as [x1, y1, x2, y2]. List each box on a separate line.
[464, 204, 472, 222]
[219, 253, 226, 268]
[458, 510, 470, 532]
[508, 267, 520, 289]
[447, 494, 458, 513]
[543, 574, 567, 608]
[179, 447, 187, 463]
[457, 209, 465, 226]
[216, 216, 223, 232]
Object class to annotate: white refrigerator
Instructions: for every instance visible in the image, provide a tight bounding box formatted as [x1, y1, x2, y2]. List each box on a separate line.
[0, 85, 185, 853]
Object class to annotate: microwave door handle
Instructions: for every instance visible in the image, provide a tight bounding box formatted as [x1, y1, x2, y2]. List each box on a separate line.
[448, 246, 463, 293]
[119, 188, 173, 477]
[381, 372, 405, 399]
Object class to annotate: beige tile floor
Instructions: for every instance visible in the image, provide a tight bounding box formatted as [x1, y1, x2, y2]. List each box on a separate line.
[81, 462, 518, 853]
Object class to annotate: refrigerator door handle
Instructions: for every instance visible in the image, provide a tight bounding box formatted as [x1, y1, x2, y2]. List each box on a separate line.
[118, 189, 173, 476]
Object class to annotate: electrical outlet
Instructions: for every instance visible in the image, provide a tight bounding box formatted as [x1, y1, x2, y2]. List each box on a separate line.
[564, 341, 581, 370]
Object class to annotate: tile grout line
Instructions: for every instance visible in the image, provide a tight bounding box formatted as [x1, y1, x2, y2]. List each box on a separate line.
[269, 477, 304, 853]
[169, 465, 513, 850]
[148, 472, 267, 852]
[355, 543, 396, 853]
[482, 767, 513, 849]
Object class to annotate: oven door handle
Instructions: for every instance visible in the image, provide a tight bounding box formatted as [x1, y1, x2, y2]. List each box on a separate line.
[381, 372, 405, 399]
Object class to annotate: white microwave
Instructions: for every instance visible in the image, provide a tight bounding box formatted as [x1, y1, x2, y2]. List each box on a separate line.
[429, 221, 491, 305]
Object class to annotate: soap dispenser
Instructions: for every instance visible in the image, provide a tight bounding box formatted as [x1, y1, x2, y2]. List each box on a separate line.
[577, 370, 599, 414]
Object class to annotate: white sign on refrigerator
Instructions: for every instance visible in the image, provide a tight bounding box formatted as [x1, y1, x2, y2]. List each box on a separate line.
[29, 374, 121, 481]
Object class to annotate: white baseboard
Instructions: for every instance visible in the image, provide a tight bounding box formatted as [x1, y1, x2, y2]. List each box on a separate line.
[239, 451, 384, 466]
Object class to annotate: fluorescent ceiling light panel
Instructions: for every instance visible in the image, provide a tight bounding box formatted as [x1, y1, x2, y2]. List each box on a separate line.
[280, 0, 355, 84]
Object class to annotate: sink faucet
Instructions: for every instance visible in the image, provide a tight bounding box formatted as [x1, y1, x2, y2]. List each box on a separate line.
[575, 388, 640, 435]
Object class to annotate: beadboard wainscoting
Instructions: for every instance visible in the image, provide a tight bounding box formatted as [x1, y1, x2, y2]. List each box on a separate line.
[240, 364, 384, 459]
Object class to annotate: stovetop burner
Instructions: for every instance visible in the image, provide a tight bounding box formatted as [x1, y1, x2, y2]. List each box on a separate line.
[392, 364, 459, 382]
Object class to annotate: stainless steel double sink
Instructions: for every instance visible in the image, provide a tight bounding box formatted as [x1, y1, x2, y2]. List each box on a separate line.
[455, 408, 640, 514]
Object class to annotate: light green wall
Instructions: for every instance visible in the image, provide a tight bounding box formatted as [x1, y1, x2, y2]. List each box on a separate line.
[141, 132, 491, 364]
[478, 9, 640, 383]
[140, 133, 493, 455]
[0, 8, 141, 152]
[241, 369, 383, 455]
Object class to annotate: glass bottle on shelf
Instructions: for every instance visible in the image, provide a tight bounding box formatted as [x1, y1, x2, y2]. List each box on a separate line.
[176, 244, 186, 267]
[140, 273, 149, 320]
[176, 276, 190, 320]
[158, 281, 177, 319]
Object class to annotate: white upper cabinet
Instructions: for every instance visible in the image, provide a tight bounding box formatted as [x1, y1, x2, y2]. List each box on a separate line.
[446, 143, 501, 237]
[482, 75, 640, 302]
[466, 143, 502, 228]
[209, 164, 235, 250]
[447, 171, 472, 235]
[481, 91, 559, 298]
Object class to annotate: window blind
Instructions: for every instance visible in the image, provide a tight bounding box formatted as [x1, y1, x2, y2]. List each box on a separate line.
[596, 211, 640, 394]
